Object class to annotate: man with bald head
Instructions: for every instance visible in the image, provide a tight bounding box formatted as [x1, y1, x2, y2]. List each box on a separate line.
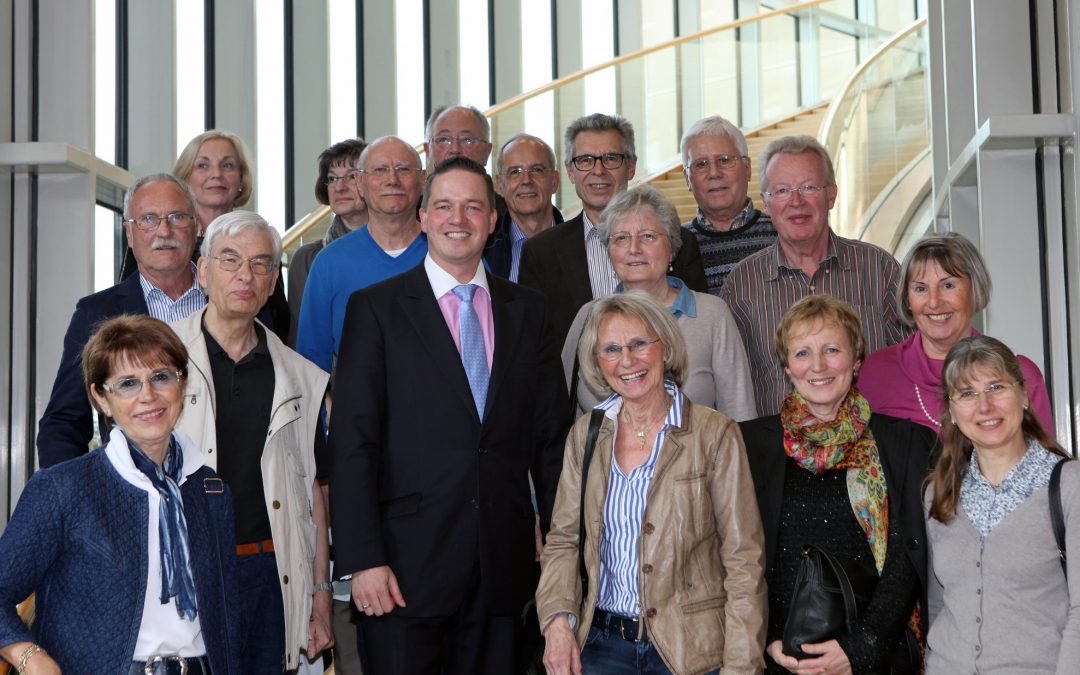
[296, 135, 429, 375]
[485, 133, 564, 281]
[424, 104, 494, 169]
[38, 173, 207, 467]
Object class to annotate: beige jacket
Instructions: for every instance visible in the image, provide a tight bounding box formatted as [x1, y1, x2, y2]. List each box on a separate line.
[537, 399, 767, 675]
[171, 309, 329, 671]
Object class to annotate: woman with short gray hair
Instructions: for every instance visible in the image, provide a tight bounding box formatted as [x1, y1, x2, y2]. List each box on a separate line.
[562, 185, 756, 421]
[859, 232, 1053, 433]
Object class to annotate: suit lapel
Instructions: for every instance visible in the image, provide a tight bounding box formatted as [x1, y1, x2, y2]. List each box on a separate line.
[398, 265, 481, 423]
[483, 278, 523, 424]
[561, 215, 595, 308]
[119, 271, 151, 314]
[754, 419, 789, 566]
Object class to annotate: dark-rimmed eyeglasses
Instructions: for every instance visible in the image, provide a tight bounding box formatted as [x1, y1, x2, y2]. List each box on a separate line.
[207, 253, 278, 275]
[125, 213, 196, 232]
[569, 153, 626, 172]
[101, 370, 183, 399]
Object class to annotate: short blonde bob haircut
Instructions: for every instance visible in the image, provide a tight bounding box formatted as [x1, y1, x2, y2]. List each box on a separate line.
[173, 130, 255, 208]
[576, 290, 688, 396]
[773, 294, 866, 367]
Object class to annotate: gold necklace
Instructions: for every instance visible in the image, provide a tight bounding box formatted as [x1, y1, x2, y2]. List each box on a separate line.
[621, 400, 669, 451]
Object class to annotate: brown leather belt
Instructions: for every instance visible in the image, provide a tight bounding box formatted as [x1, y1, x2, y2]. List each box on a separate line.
[235, 538, 275, 556]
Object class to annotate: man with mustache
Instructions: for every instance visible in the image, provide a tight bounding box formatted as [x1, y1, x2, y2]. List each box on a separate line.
[37, 174, 207, 467]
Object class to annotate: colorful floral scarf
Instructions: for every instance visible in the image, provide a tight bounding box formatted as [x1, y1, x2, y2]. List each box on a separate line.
[781, 387, 888, 572]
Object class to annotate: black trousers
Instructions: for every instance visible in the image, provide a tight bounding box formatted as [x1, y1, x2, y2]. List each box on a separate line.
[360, 568, 519, 675]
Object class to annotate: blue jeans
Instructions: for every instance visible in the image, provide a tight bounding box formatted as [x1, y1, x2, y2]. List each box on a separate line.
[236, 552, 287, 673]
[580, 623, 721, 675]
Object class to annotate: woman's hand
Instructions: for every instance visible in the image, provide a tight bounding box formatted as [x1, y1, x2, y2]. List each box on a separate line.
[307, 590, 334, 656]
[542, 614, 582, 675]
[793, 640, 852, 675]
[766, 640, 800, 672]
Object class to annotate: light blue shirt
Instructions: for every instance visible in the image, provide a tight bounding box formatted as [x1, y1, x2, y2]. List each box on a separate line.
[594, 381, 683, 617]
[139, 263, 207, 322]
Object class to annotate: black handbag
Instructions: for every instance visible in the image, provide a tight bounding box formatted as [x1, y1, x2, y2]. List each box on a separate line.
[782, 544, 878, 659]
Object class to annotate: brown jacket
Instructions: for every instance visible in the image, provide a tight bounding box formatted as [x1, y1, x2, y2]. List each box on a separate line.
[536, 398, 767, 674]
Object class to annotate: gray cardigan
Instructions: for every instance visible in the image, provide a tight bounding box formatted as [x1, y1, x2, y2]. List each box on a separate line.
[925, 460, 1080, 673]
[561, 291, 756, 421]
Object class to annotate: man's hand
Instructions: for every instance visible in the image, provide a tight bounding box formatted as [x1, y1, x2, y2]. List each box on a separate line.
[542, 614, 582, 675]
[351, 565, 406, 616]
[307, 591, 335, 655]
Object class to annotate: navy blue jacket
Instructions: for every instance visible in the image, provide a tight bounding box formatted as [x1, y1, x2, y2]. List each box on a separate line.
[0, 443, 241, 674]
[483, 206, 564, 280]
[37, 273, 149, 468]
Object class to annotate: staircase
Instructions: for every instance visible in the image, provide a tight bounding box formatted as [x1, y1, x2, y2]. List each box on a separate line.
[645, 103, 831, 222]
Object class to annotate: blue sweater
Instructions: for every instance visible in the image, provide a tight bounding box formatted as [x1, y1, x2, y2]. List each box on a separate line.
[295, 226, 428, 373]
[0, 446, 240, 675]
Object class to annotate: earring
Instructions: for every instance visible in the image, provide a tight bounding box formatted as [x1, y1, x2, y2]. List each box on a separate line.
[668, 262, 674, 273]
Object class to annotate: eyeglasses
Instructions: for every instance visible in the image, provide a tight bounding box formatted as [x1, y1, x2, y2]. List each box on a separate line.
[431, 134, 487, 148]
[686, 155, 748, 175]
[569, 153, 627, 171]
[359, 166, 423, 180]
[595, 337, 660, 361]
[948, 381, 1023, 408]
[101, 370, 183, 399]
[504, 166, 551, 181]
[125, 213, 196, 232]
[609, 231, 667, 248]
[324, 171, 359, 186]
[762, 184, 832, 203]
[207, 253, 278, 275]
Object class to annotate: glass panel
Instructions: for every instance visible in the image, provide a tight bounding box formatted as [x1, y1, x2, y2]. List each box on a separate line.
[94, 205, 120, 292]
[256, 2, 286, 232]
[758, 16, 798, 122]
[819, 26, 858, 99]
[641, 0, 675, 45]
[395, 0, 425, 143]
[821, 22, 928, 245]
[94, 0, 116, 165]
[328, 0, 359, 141]
[175, 0, 205, 156]
[458, 0, 490, 108]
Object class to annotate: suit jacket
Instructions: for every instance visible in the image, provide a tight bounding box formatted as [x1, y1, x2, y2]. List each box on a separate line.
[329, 262, 569, 618]
[37, 272, 150, 468]
[483, 206, 565, 280]
[0, 430, 240, 675]
[517, 212, 710, 346]
[738, 412, 935, 636]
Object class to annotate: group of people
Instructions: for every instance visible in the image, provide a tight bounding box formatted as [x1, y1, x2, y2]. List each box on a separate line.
[0, 101, 1074, 675]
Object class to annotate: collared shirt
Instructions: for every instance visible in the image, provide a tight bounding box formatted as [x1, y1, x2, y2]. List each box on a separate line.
[425, 255, 495, 371]
[140, 263, 207, 322]
[103, 428, 207, 659]
[962, 439, 1060, 536]
[720, 230, 909, 416]
[686, 200, 777, 295]
[203, 322, 275, 544]
[509, 216, 560, 282]
[582, 211, 619, 299]
[594, 381, 684, 617]
[613, 277, 698, 318]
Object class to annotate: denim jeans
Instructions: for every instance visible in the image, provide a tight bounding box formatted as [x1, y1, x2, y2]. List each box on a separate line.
[580, 624, 721, 675]
[236, 552, 287, 673]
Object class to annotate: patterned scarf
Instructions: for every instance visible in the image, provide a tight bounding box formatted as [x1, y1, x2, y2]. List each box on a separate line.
[780, 387, 888, 572]
[127, 433, 199, 620]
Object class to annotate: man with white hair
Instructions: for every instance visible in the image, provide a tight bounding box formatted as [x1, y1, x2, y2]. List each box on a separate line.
[680, 115, 777, 294]
[172, 211, 333, 673]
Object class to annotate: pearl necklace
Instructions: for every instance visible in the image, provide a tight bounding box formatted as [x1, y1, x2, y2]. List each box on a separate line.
[913, 383, 942, 428]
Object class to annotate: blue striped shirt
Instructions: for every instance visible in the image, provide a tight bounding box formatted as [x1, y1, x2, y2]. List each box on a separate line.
[139, 264, 207, 322]
[594, 381, 683, 617]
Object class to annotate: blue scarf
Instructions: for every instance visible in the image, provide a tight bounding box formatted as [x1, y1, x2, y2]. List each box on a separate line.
[126, 434, 199, 620]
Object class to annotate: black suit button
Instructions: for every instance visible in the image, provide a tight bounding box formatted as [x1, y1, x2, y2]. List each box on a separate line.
[478, 447, 488, 455]
[907, 537, 919, 550]
[471, 499, 479, 509]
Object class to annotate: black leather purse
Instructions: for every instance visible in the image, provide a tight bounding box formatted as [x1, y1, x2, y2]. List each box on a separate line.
[782, 544, 878, 659]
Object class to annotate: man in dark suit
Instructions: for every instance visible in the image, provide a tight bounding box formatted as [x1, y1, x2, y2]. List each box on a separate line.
[518, 113, 708, 346]
[485, 133, 564, 281]
[37, 174, 206, 467]
[329, 157, 569, 674]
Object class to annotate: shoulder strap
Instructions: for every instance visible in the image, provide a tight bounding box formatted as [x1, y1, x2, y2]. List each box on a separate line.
[1050, 458, 1070, 577]
[578, 409, 606, 600]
